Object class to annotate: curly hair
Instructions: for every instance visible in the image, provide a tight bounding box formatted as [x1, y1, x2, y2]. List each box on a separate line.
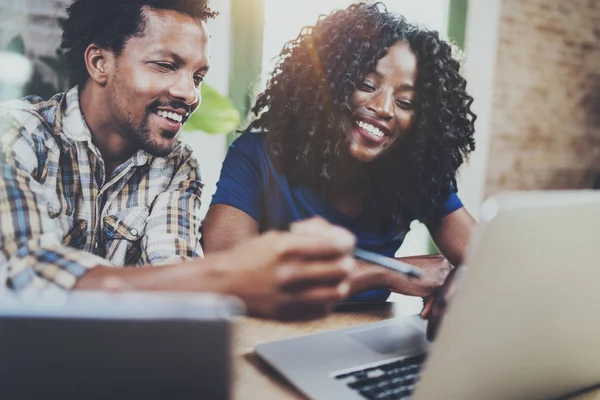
[60, 0, 217, 88]
[247, 2, 476, 230]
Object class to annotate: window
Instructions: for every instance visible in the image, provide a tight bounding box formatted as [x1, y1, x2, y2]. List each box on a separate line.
[261, 0, 450, 86]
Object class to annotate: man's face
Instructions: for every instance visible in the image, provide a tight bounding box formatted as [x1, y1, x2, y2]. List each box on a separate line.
[106, 7, 210, 157]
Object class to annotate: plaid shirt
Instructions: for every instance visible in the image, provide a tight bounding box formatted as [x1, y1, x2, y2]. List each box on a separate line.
[0, 87, 203, 299]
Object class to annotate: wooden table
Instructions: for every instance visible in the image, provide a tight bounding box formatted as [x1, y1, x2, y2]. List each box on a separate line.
[232, 301, 600, 400]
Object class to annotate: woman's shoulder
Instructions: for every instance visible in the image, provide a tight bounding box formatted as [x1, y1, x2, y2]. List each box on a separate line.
[231, 129, 266, 146]
[229, 130, 269, 155]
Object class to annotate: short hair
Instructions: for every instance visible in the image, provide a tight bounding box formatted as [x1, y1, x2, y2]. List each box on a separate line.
[248, 2, 476, 228]
[60, 0, 217, 88]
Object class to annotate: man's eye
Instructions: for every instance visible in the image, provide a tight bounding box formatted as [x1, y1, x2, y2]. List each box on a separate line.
[193, 76, 204, 86]
[155, 62, 175, 71]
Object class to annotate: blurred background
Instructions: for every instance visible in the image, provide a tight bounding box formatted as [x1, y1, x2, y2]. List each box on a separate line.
[1, 0, 599, 259]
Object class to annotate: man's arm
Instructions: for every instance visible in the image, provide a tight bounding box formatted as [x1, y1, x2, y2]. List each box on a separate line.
[203, 204, 442, 298]
[0, 114, 109, 296]
[77, 219, 356, 320]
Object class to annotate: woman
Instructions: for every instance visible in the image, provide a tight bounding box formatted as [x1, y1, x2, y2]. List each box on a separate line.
[203, 2, 477, 301]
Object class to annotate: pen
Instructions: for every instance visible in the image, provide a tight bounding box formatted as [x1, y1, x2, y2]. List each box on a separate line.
[353, 248, 422, 278]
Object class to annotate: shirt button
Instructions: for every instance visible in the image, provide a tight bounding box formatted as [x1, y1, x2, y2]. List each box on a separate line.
[130, 229, 139, 236]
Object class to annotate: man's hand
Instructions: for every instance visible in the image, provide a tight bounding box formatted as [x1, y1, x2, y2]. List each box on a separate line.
[420, 265, 466, 341]
[206, 217, 356, 320]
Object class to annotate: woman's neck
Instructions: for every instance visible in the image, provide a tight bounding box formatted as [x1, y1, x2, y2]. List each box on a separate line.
[325, 155, 369, 218]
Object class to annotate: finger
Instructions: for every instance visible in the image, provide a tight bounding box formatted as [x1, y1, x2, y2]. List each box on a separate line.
[277, 258, 354, 290]
[426, 316, 440, 341]
[285, 284, 349, 304]
[289, 216, 329, 231]
[420, 296, 435, 319]
[425, 297, 447, 341]
[289, 220, 356, 248]
[274, 232, 355, 258]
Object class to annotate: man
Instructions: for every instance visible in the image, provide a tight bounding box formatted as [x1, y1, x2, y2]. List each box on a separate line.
[0, 0, 355, 320]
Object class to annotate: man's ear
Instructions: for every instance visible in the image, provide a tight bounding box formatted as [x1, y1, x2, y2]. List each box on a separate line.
[84, 44, 113, 85]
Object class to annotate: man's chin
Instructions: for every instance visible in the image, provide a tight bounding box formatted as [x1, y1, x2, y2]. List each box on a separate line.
[143, 142, 175, 157]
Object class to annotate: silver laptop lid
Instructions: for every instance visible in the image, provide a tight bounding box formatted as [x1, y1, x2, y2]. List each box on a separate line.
[0, 290, 244, 319]
[0, 291, 243, 400]
[414, 190, 600, 400]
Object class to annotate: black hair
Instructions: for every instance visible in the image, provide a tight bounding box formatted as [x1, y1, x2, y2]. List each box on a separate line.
[60, 0, 217, 88]
[247, 2, 476, 230]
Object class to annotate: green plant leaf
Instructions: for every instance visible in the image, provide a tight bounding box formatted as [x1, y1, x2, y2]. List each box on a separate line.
[5, 35, 26, 55]
[184, 83, 240, 134]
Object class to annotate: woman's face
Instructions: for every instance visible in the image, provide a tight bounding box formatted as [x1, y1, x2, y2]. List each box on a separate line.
[345, 40, 418, 162]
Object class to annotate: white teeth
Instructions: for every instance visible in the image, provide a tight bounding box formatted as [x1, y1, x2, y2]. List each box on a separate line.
[157, 110, 183, 123]
[357, 120, 384, 138]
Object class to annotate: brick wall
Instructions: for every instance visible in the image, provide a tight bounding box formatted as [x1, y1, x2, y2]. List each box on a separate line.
[485, 0, 600, 196]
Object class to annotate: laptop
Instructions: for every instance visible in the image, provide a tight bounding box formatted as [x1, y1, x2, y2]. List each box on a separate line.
[0, 291, 242, 400]
[255, 190, 600, 400]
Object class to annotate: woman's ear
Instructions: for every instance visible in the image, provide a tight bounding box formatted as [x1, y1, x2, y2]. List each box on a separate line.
[84, 44, 112, 85]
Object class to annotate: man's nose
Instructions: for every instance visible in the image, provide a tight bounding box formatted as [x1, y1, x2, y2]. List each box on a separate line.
[169, 74, 199, 107]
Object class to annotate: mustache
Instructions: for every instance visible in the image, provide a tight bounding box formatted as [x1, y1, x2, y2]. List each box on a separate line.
[149, 100, 192, 117]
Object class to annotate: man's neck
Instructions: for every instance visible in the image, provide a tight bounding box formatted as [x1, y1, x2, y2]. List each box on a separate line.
[79, 83, 136, 177]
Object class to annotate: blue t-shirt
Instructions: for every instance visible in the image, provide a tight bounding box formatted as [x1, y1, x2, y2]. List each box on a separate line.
[211, 131, 463, 301]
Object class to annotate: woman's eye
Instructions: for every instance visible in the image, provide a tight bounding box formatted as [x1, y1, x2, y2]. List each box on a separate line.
[396, 100, 414, 110]
[360, 81, 376, 91]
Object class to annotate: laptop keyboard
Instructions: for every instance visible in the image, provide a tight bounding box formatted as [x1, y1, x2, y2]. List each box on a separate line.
[333, 353, 426, 400]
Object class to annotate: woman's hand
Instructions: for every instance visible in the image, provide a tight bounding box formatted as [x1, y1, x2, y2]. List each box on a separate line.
[420, 265, 467, 341]
[383, 254, 452, 298]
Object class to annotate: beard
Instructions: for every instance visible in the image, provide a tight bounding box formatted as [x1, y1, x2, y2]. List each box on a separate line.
[118, 104, 178, 158]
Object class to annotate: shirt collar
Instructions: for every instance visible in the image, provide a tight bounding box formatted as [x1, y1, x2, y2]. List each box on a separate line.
[58, 86, 93, 146]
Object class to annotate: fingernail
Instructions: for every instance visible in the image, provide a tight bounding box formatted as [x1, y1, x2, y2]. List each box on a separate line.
[288, 221, 301, 233]
[338, 281, 350, 297]
[334, 234, 355, 250]
[341, 257, 356, 272]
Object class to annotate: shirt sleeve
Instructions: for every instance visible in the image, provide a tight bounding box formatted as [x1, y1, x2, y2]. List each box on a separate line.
[141, 149, 204, 265]
[0, 110, 106, 298]
[443, 188, 463, 216]
[210, 132, 265, 223]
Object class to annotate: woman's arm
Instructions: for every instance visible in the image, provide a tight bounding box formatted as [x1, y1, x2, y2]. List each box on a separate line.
[351, 208, 476, 298]
[429, 207, 477, 267]
[202, 204, 260, 253]
[421, 208, 476, 339]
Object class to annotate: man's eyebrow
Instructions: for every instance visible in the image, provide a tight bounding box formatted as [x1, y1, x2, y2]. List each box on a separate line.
[148, 49, 210, 72]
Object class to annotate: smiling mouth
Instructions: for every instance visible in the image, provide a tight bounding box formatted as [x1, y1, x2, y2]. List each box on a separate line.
[156, 109, 185, 124]
[355, 120, 390, 143]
